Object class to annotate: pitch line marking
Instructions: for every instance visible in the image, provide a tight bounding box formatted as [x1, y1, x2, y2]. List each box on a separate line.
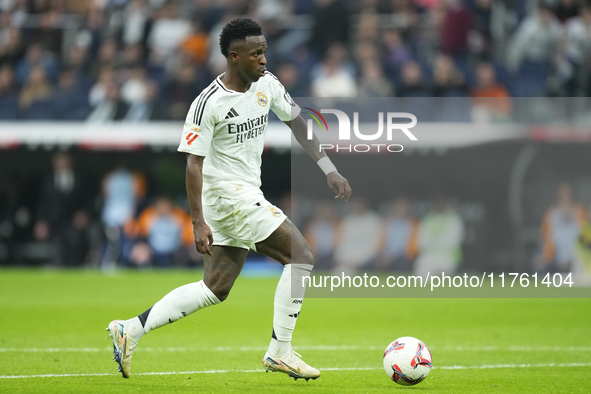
[2, 345, 591, 353]
[2, 363, 591, 379]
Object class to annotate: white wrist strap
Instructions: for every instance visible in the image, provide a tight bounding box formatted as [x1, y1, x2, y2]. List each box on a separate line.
[317, 157, 337, 175]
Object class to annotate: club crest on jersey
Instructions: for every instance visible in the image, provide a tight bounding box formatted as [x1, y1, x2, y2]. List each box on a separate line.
[269, 206, 282, 217]
[257, 91, 268, 107]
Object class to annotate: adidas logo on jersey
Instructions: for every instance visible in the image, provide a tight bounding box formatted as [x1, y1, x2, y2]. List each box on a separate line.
[225, 107, 239, 119]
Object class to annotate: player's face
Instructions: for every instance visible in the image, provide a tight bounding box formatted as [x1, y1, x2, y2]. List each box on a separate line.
[236, 35, 267, 83]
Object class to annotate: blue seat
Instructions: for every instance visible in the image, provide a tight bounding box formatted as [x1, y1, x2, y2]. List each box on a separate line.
[511, 61, 549, 97]
[25, 99, 56, 120]
[0, 96, 19, 120]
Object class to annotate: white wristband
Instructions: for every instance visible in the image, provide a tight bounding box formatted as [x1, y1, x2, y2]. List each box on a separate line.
[317, 157, 337, 175]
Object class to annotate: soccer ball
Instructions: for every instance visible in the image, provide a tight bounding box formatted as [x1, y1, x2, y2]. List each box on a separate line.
[383, 336, 432, 386]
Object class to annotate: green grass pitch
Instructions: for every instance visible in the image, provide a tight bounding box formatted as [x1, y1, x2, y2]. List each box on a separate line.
[1, 269, 590, 393]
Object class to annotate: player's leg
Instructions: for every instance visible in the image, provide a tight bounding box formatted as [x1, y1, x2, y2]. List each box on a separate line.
[134, 245, 247, 332]
[107, 245, 247, 378]
[255, 218, 319, 380]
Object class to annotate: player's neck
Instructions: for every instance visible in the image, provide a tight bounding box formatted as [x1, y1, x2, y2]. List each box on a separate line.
[220, 69, 251, 93]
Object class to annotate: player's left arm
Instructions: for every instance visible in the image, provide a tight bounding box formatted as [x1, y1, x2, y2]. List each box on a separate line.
[285, 115, 352, 201]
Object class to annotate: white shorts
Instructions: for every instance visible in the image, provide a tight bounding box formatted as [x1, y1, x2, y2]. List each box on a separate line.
[203, 194, 287, 251]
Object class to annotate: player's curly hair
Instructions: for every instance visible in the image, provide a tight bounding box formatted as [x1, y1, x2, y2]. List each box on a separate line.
[219, 18, 263, 58]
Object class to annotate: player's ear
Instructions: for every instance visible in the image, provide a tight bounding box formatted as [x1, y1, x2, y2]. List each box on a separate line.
[228, 50, 239, 64]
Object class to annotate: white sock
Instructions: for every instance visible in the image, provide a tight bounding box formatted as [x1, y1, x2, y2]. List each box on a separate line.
[268, 263, 313, 357]
[125, 316, 145, 342]
[127, 280, 220, 341]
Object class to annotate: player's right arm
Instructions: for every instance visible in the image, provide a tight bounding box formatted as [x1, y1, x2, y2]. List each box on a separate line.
[178, 84, 219, 256]
[179, 87, 218, 256]
[186, 154, 213, 256]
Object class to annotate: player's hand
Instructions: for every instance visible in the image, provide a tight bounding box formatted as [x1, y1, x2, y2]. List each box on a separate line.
[193, 221, 214, 256]
[327, 172, 352, 202]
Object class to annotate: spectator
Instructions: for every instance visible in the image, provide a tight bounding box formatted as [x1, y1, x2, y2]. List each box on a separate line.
[381, 29, 412, 78]
[0, 64, 19, 119]
[577, 202, 591, 279]
[274, 62, 307, 97]
[507, 2, 562, 71]
[33, 152, 91, 266]
[304, 201, 338, 269]
[398, 61, 430, 97]
[121, 43, 146, 70]
[470, 61, 511, 121]
[376, 197, 419, 272]
[86, 81, 130, 122]
[308, 0, 350, 56]
[0, 25, 25, 67]
[163, 61, 209, 120]
[389, 0, 419, 31]
[121, 0, 151, 47]
[311, 43, 357, 97]
[440, 0, 472, 57]
[553, 0, 579, 23]
[64, 45, 92, 87]
[99, 161, 147, 268]
[15, 43, 58, 85]
[191, 0, 224, 33]
[28, 10, 63, 54]
[0, 175, 24, 264]
[469, 0, 494, 57]
[88, 66, 115, 108]
[538, 182, 586, 273]
[431, 54, 468, 97]
[126, 80, 168, 121]
[414, 192, 465, 276]
[148, 2, 191, 64]
[120, 66, 150, 107]
[54, 68, 90, 120]
[89, 39, 119, 79]
[10, 0, 28, 26]
[358, 60, 393, 97]
[126, 196, 193, 268]
[507, 2, 562, 96]
[563, 3, 591, 96]
[333, 198, 382, 273]
[78, 5, 104, 59]
[356, 9, 379, 43]
[19, 65, 54, 118]
[179, 19, 209, 65]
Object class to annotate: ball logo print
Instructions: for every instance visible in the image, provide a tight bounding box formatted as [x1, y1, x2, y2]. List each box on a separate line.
[383, 339, 405, 357]
[383, 336, 432, 386]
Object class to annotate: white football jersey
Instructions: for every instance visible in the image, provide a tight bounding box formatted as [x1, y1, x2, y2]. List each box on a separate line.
[178, 72, 300, 202]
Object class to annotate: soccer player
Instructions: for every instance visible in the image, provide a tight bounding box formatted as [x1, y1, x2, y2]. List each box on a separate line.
[107, 18, 351, 381]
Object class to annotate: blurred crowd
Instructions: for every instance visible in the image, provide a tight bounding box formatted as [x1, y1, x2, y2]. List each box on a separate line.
[297, 194, 466, 275]
[536, 181, 591, 276]
[2, 0, 591, 121]
[2, 150, 591, 278]
[0, 152, 201, 268]
[296, 180, 591, 276]
[0, 149, 470, 272]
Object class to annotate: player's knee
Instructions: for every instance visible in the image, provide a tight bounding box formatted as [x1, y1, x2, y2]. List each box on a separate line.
[295, 243, 315, 267]
[210, 284, 231, 302]
[214, 289, 230, 302]
[204, 278, 233, 302]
